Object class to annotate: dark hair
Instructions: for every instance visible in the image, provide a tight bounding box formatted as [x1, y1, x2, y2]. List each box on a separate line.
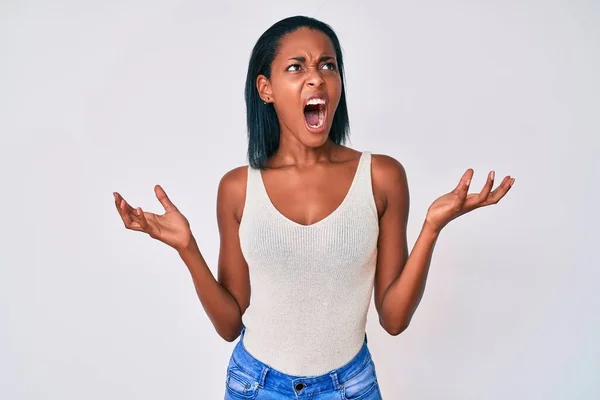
[244, 15, 350, 169]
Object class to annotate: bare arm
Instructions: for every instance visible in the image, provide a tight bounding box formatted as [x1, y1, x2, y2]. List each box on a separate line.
[372, 155, 514, 335]
[371, 154, 412, 335]
[114, 168, 251, 342]
[372, 154, 439, 335]
[179, 239, 243, 342]
[180, 166, 251, 342]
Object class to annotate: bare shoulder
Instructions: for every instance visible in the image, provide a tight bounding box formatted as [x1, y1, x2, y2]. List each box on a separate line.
[370, 153, 409, 214]
[217, 165, 249, 223]
[370, 153, 407, 183]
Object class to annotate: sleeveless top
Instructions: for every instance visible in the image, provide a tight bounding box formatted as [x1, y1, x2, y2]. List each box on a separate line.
[238, 151, 379, 376]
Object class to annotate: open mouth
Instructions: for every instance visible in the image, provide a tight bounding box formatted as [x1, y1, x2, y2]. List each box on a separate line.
[303, 98, 327, 131]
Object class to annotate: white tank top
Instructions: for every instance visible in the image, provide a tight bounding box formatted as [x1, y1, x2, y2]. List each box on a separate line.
[238, 151, 379, 376]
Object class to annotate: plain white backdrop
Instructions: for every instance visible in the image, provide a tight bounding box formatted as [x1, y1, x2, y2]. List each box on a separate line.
[1, 0, 598, 398]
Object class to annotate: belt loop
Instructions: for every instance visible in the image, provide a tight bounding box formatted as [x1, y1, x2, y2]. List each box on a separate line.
[259, 366, 269, 388]
[330, 371, 341, 389]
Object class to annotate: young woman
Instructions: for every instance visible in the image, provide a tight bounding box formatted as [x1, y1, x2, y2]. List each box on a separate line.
[113, 15, 514, 400]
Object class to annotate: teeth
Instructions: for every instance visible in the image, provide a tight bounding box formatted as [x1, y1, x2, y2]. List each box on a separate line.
[305, 97, 326, 129]
[306, 97, 325, 106]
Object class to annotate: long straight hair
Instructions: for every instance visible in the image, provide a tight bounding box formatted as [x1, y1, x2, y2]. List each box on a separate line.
[244, 16, 350, 169]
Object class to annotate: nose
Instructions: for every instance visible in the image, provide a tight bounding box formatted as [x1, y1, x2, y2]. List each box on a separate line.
[306, 67, 325, 88]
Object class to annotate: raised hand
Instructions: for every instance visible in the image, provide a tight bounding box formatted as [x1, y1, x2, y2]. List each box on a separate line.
[425, 169, 515, 233]
[113, 184, 193, 251]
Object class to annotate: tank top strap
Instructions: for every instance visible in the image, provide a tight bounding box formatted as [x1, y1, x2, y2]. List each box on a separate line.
[243, 164, 266, 216]
[351, 151, 378, 218]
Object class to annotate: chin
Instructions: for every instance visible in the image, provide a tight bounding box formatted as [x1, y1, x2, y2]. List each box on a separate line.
[301, 127, 331, 147]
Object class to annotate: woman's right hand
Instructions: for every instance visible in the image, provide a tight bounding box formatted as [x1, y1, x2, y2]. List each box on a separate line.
[113, 184, 193, 252]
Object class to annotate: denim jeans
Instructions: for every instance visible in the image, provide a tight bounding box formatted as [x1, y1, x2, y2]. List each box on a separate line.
[224, 327, 382, 399]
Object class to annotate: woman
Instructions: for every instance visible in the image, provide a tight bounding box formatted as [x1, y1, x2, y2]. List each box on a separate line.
[113, 15, 514, 400]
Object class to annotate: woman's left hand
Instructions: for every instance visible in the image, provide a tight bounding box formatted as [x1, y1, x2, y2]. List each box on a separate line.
[425, 169, 515, 233]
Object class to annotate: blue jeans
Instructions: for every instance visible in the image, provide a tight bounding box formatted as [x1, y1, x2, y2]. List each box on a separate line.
[224, 327, 382, 399]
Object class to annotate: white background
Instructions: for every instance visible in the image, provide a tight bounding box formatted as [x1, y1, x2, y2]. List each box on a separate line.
[1, 0, 598, 398]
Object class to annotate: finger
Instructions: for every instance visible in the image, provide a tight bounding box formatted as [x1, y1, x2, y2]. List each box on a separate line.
[119, 198, 144, 231]
[465, 170, 495, 209]
[119, 195, 135, 214]
[483, 176, 514, 205]
[120, 198, 134, 226]
[114, 192, 145, 231]
[114, 193, 129, 221]
[119, 197, 132, 215]
[113, 192, 122, 212]
[453, 168, 473, 201]
[135, 207, 150, 231]
[453, 168, 473, 192]
[479, 170, 494, 200]
[155, 184, 178, 213]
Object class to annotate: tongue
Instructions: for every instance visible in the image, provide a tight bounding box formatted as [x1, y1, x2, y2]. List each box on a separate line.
[305, 109, 319, 126]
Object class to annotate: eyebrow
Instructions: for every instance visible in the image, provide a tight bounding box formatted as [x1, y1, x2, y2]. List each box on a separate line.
[287, 56, 336, 63]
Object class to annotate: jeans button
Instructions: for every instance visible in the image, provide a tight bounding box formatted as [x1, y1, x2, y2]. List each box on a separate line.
[295, 383, 305, 391]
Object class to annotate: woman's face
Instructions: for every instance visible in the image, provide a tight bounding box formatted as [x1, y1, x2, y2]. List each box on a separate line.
[257, 27, 342, 147]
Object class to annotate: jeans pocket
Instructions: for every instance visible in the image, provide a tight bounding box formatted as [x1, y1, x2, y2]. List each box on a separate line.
[225, 365, 260, 399]
[341, 359, 379, 400]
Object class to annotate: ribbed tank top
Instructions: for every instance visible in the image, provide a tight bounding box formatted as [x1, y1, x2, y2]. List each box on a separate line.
[238, 151, 379, 376]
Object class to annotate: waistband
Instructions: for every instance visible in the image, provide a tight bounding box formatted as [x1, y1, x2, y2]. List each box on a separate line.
[230, 327, 372, 396]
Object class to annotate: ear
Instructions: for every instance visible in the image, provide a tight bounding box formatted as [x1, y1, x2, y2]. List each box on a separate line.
[256, 74, 273, 103]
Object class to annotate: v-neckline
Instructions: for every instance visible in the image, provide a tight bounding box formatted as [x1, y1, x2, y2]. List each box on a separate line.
[257, 152, 365, 228]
